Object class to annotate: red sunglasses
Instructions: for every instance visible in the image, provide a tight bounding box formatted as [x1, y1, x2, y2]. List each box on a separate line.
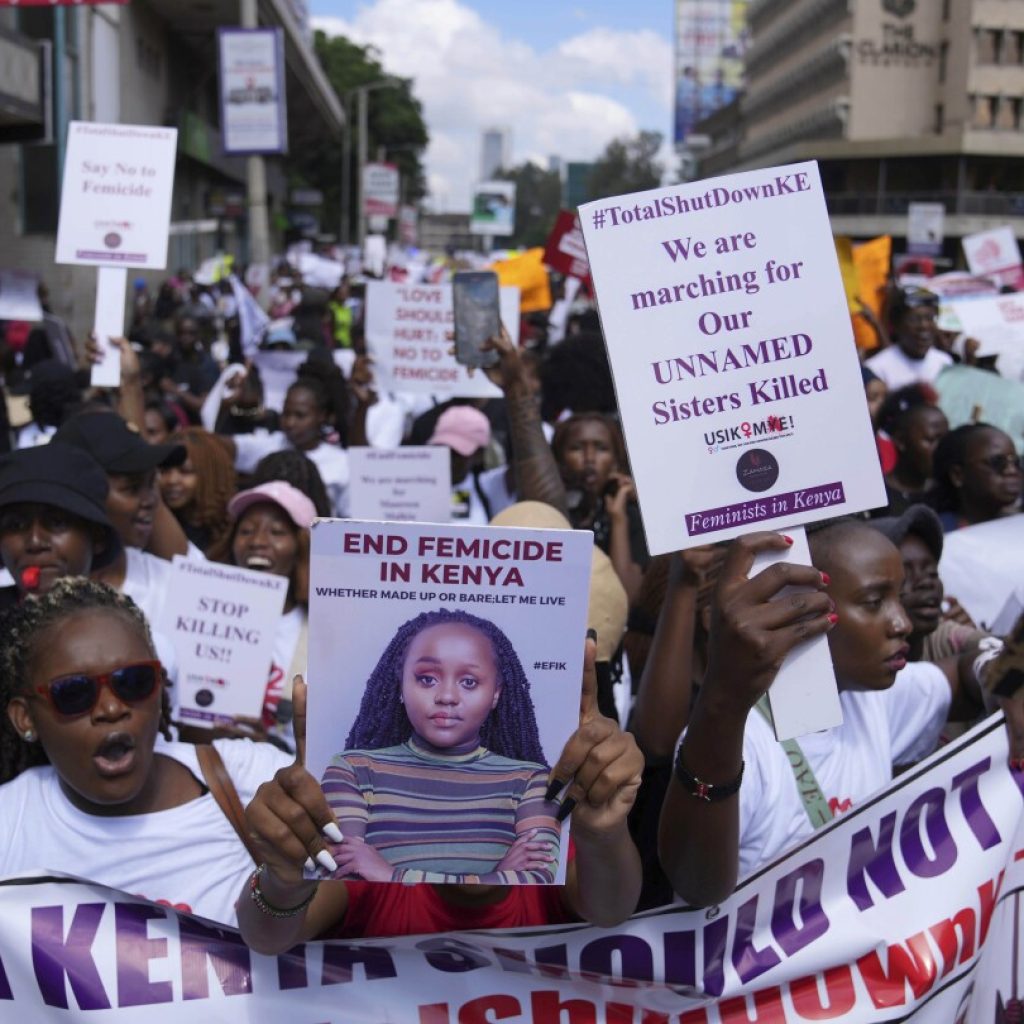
[34, 660, 163, 718]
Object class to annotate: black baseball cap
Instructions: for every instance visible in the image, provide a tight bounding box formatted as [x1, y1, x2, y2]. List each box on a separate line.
[868, 504, 944, 563]
[0, 442, 122, 569]
[54, 411, 186, 474]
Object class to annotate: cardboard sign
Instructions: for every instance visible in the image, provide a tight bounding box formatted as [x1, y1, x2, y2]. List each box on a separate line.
[364, 280, 518, 397]
[963, 225, 1024, 289]
[305, 519, 593, 885]
[55, 122, 177, 269]
[579, 161, 886, 555]
[218, 28, 288, 155]
[159, 556, 288, 726]
[347, 446, 451, 523]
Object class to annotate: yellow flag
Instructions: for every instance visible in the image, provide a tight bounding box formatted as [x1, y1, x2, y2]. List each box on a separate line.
[833, 237, 860, 313]
[490, 248, 552, 313]
[852, 235, 892, 352]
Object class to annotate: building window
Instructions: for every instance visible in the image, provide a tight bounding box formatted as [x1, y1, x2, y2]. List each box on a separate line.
[976, 28, 999, 64]
[995, 96, 1017, 130]
[972, 94, 993, 128]
[942, 0, 950, 20]
[939, 41, 948, 83]
[1007, 31, 1024, 65]
[935, 104, 944, 133]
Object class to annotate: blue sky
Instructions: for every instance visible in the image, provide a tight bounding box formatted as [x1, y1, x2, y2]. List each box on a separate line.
[308, 0, 676, 212]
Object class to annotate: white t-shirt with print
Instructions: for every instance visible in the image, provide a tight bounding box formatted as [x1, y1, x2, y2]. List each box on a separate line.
[864, 346, 952, 391]
[0, 738, 289, 924]
[232, 431, 350, 516]
[735, 661, 951, 879]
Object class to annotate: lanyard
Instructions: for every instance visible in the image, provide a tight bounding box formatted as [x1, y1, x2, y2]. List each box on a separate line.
[755, 697, 834, 829]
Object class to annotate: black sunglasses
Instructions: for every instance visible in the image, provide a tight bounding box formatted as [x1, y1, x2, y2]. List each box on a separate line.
[34, 660, 162, 718]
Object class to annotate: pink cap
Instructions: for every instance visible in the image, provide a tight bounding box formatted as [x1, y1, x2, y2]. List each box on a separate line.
[428, 405, 491, 457]
[227, 481, 317, 530]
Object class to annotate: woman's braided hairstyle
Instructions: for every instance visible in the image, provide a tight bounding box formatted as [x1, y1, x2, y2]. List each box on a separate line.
[0, 577, 172, 785]
[344, 607, 546, 764]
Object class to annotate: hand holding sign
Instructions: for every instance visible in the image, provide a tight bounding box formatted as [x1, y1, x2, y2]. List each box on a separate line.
[245, 676, 344, 887]
[545, 635, 644, 837]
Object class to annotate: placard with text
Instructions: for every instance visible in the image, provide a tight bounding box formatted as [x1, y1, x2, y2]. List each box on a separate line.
[365, 280, 518, 397]
[580, 161, 885, 555]
[55, 122, 177, 269]
[158, 557, 288, 726]
[306, 519, 593, 885]
[348, 446, 451, 523]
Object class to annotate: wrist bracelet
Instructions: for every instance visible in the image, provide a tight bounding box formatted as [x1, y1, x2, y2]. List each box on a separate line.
[674, 746, 744, 802]
[249, 864, 317, 918]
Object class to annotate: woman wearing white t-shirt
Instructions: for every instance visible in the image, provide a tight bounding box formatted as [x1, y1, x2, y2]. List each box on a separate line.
[208, 481, 315, 752]
[215, 370, 350, 517]
[660, 519, 1021, 908]
[0, 578, 288, 924]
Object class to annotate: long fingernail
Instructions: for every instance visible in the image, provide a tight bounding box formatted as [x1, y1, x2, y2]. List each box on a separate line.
[586, 627, 597, 643]
[556, 797, 577, 823]
[782, 534, 794, 545]
[304, 856, 316, 872]
[544, 778, 566, 803]
[827, 613, 839, 626]
[322, 822, 344, 843]
[821, 572, 831, 586]
[316, 849, 339, 873]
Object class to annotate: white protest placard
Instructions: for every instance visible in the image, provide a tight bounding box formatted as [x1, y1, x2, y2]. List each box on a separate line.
[218, 28, 287, 155]
[581, 161, 884, 736]
[90, 266, 127, 388]
[0, 270, 43, 322]
[348, 446, 451, 523]
[948, 292, 1024, 380]
[365, 280, 519, 397]
[362, 162, 400, 219]
[963, 224, 1024, 289]
[306, 519, 593, 885]
[579, 161, 885, 552]
[55, 122, 177, 269]
[159, 556, 288, 726]
[906, 201, 944, 256]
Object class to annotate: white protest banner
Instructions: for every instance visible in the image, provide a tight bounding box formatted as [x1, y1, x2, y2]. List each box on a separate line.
[579, 161, 885, 556]
[158, 556, 287, 726]
[963, 225, 1024, 290]
[365, 280, 519, 397]
[89, 267, 127, 388]
[306, 519, 593, 886]
[55, 122, 177, 269]
[948, 292, 1024, 381]
[1, 715, 1022, 1021]
[217, 28, 287, 155]
[348, 445, 451, 523]
[0, 270, 43, 322]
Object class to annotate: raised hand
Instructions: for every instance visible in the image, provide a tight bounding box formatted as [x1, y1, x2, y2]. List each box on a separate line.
[245, 676, 344, 886]
[545, 635, 644, 837]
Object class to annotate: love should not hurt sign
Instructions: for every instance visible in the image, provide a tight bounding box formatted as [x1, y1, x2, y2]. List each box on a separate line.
[580, 162, 885, 555]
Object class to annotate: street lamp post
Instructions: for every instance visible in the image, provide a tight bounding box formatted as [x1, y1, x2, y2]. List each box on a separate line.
[345, 77, 401, 249]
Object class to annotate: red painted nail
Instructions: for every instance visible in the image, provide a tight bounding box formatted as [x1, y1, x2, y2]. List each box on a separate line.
[827, 613, 839, 626]
[782, 534, 794, 545]
[821, 572, 831, 586]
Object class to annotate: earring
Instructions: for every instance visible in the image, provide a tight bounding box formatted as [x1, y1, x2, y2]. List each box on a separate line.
[22, 731, 35, 742]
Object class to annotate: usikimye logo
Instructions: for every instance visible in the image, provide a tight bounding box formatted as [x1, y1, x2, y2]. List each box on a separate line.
[705, 413, 795, 453]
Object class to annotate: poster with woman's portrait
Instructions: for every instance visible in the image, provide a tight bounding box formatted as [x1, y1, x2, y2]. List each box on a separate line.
[306, 519, 593, 885]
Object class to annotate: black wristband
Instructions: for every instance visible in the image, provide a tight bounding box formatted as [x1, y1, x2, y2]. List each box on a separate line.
[674, 745, 744, 802]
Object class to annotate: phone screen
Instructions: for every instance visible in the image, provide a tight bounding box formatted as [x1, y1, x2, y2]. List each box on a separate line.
[452, 271, 500, 369]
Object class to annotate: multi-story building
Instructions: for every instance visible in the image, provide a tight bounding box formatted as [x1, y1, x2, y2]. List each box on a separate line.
[695, 0, 1024, 251]
[0, 1, 343, 339]
[479, 128, 511, 182]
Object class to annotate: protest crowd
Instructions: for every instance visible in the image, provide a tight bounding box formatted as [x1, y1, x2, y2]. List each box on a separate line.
[4, 195, 1024, 1018]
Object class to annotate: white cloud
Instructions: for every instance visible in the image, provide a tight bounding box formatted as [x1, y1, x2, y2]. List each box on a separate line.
[311, 0, 671, 213]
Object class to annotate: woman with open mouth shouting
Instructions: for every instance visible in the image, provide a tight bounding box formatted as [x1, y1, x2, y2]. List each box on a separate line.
[0, 577, 288, 924]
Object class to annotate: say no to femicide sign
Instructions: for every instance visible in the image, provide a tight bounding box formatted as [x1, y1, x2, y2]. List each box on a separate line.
[580, 161, 885, 555]
[365, 280, 519, 398]
[55, 122, 177, 269]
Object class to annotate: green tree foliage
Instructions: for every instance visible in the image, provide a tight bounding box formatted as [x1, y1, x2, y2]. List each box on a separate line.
[495, 162, 563, 248]
[292, 32, 429, 241]
[586, 130, 664, 201]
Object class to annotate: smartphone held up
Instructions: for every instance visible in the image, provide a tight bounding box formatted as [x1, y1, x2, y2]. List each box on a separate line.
[452, 271, 501, 369]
